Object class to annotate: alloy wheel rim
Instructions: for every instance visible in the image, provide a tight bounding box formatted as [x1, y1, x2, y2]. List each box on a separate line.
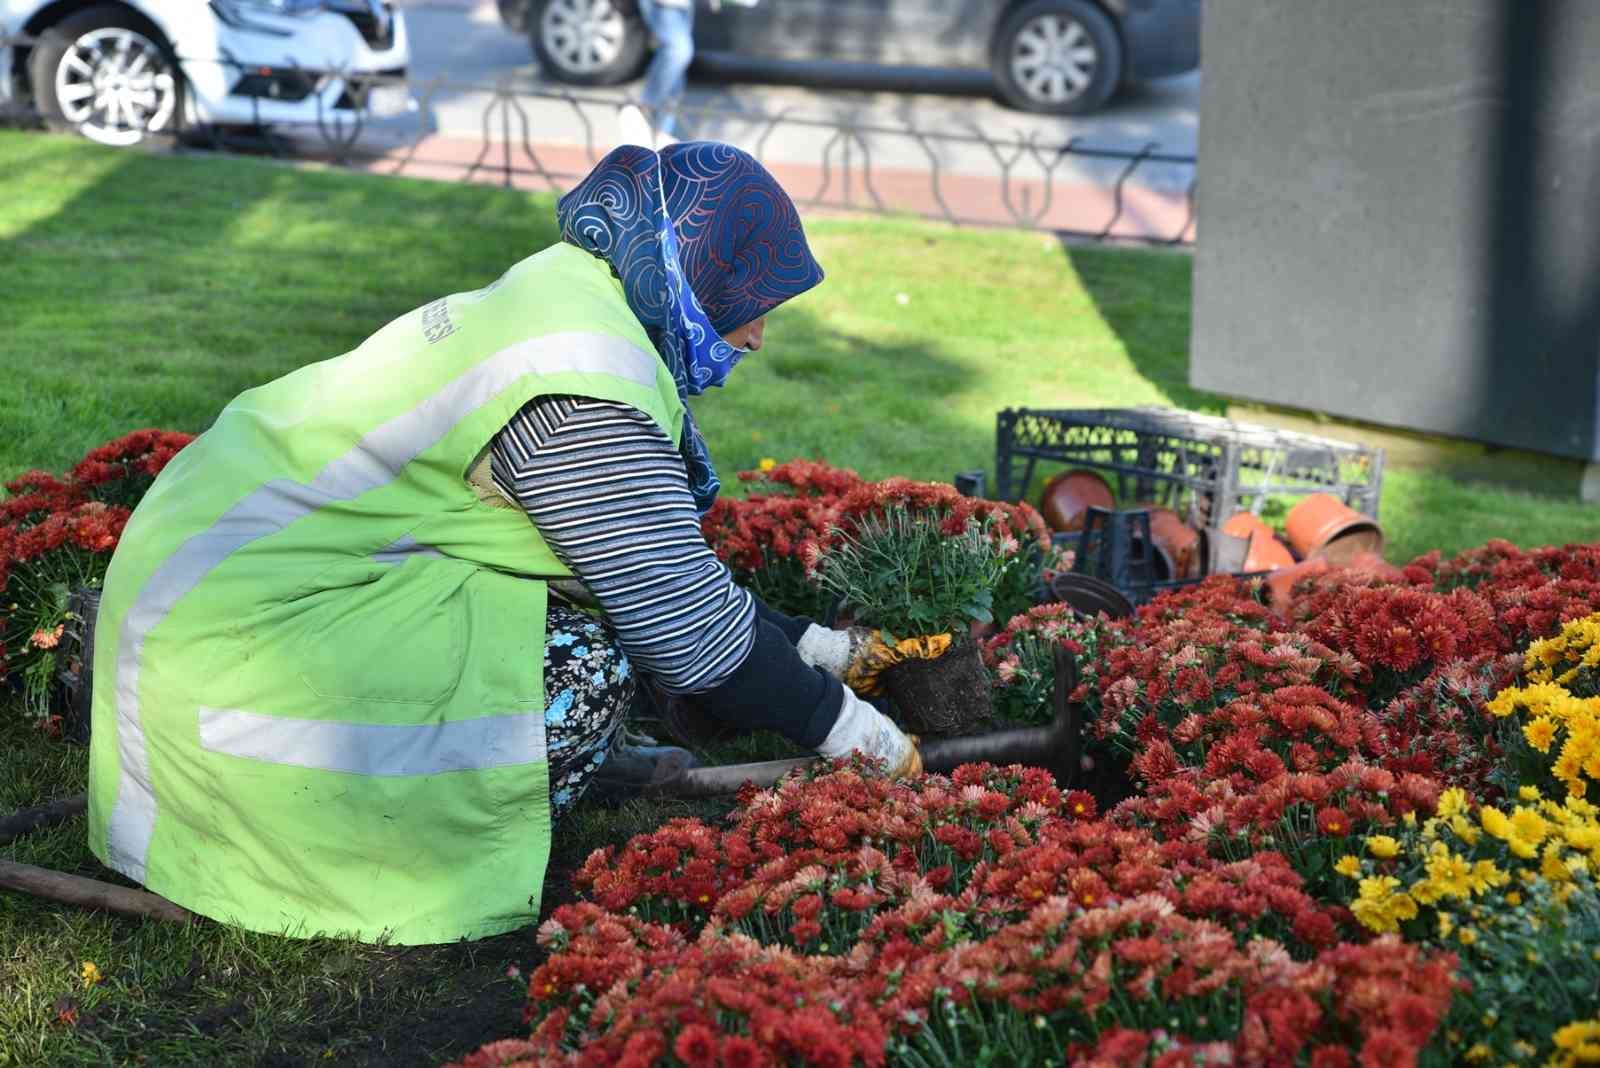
[54, 27, 177, 146]
[542, 0, 625, 74]
[1010, 14, 1098, 104]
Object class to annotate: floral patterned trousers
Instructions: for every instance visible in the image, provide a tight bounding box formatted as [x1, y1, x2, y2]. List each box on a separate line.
[543, 604, 634, 821]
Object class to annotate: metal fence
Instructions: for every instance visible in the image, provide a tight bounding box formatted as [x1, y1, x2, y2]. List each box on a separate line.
[0, 30, 1196, 243]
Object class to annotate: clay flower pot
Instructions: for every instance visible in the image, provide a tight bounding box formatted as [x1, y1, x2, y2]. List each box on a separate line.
[1285, 493, 1384, 567]
[1134, 504, 1202, 580]
[1219, 512, 1296, 573]
[1038, 469, 1115, 533]
[1266, 556, 1332, 615]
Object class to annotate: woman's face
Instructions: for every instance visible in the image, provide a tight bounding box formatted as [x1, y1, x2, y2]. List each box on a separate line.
[723, 315, 767, 352]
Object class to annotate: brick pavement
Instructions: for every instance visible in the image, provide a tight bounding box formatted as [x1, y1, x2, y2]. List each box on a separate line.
[335, 133, 1196, 244]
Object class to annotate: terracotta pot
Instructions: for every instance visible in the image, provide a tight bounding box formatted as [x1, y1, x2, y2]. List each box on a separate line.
[1219, 512, 1296, 573]
[1267, 557, 1332, 616]
[1345, 549, 1407, 582]
[1038, 469, 1115, 533]
[1285, 493, 1384, 567]
[1134, 504, 1202, 580]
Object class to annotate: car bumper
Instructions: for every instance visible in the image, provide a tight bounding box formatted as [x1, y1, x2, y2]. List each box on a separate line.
[1122, 0, 1201, 81]
[179, 6, 414, 127]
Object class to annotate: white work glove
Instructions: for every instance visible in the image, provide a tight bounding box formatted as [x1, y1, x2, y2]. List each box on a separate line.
[796, 623, 867, 678]
[816, 688, 923, 778]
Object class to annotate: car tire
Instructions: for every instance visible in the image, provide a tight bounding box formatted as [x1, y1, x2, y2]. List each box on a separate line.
[28, 5, 185, 146]
[531, 0, 648, 87]
[992, 0, 1122, 115]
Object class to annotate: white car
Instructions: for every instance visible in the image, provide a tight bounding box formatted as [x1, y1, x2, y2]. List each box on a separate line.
[1, 0, 410, 146]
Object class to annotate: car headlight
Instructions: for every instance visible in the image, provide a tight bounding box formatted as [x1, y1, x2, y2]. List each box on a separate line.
[210, 0, 324, 37]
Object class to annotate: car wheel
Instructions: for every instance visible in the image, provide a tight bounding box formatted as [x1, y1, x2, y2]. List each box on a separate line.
[28, 6, 183, 146]
[992, 0, 1122, 115]
[531, 0, 647, 87]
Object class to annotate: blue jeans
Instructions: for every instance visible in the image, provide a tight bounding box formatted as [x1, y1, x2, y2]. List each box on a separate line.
[637, 0, 694, 137]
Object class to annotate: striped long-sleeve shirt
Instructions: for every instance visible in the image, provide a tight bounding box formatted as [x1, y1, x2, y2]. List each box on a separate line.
[490, 395, 756, 695]
[489, 394, 845, 749]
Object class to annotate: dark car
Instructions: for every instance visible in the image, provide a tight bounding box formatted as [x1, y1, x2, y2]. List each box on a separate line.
[498, 0, 1199, 115]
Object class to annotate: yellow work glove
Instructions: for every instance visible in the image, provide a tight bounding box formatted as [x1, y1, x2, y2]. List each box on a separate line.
[842, 631, 952, 695]
[796, 625, 953, 696]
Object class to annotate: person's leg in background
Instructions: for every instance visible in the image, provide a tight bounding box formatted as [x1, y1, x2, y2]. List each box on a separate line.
[635, 0, 695, 138]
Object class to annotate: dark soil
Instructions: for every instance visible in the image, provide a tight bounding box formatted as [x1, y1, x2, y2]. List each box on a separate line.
[70, 864, 587, 1068]
[883, 641, 993, 736]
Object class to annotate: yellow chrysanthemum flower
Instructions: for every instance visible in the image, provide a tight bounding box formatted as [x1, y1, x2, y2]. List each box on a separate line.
[1552, 1017, 1600, 1052]
[1334, 855, 1362, 878]
[1424, 849, 1475, 899]
[1470, 860, 1509, 894]
[1410, 877, 1444, 905]
[1520, 784, 1544, 802]
[1480, 805, 1513, 841]
[1437, 787, 1470, 820]
[1365, 835, 1401, 859]
[1351, 875, 1418, 934]
[1449, 813, 1481, 846]
[1512, 805, 1550, 840]
[1542, 840, 1574, 882]
[1524, 716, 1559, 752]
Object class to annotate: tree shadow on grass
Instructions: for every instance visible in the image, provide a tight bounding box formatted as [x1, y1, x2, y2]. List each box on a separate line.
[0, 137, 561, 479]
[1059, 239, 1224, 415]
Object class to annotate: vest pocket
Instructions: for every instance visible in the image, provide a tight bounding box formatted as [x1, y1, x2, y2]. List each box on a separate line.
[294, 556, 473, 706]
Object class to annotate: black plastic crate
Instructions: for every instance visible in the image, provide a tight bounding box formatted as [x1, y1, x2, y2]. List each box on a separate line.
[994, 407, 1385, 531]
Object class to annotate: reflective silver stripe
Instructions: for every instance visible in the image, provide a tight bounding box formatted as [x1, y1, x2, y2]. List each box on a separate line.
[107, 331, 657, 881]
[371, 533, 445, 566]
[198, 707, 547, 776]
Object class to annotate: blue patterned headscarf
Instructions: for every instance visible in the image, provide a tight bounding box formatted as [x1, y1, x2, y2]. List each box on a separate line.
[557, 142, 824, 512]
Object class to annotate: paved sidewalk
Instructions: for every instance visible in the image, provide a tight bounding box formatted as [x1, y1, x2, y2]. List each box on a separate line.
[306, 131, 1194, 243]
[349, 0, 1198, 242]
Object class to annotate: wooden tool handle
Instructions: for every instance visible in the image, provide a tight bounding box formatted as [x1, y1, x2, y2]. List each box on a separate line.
[0, 793, 87, 846]
[0, 859, 194, 925]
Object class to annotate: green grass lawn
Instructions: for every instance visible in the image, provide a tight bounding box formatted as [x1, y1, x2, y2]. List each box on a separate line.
[2, 129, 1598, 1066]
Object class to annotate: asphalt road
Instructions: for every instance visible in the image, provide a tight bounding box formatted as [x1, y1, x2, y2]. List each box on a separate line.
[388, 0, 1200, 194]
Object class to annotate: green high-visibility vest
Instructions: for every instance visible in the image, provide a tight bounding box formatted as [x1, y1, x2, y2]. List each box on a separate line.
[86, 244, 685, 944]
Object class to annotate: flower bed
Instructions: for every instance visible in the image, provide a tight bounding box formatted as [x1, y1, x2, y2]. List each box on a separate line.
[7, 443, 1600, 1063]
[0, 430, 192, 727]
[701, 460, 1055, 627]
[460, 462, 1600, 1066]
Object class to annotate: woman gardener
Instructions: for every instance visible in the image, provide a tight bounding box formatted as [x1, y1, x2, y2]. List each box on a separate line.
[85, 141, 921, 944]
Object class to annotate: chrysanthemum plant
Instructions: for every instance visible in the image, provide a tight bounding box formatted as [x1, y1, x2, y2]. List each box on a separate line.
[809, 505, 1010, 645]
[0, 430, 192, 727]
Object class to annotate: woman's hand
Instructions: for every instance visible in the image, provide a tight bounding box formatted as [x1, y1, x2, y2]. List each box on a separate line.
[815, 688, 923, 778]
[797, 625, 951, 695]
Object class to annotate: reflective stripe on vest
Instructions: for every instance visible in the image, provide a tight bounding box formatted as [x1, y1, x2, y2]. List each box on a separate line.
[106, 331, 659, 881]
[198, 707, 546, 776]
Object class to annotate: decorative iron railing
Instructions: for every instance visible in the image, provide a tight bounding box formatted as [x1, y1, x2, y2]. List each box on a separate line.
[0, 30, 1196, 243]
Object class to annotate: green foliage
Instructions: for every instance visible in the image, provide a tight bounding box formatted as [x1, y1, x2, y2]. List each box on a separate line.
[812, 507, 1008, 642]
